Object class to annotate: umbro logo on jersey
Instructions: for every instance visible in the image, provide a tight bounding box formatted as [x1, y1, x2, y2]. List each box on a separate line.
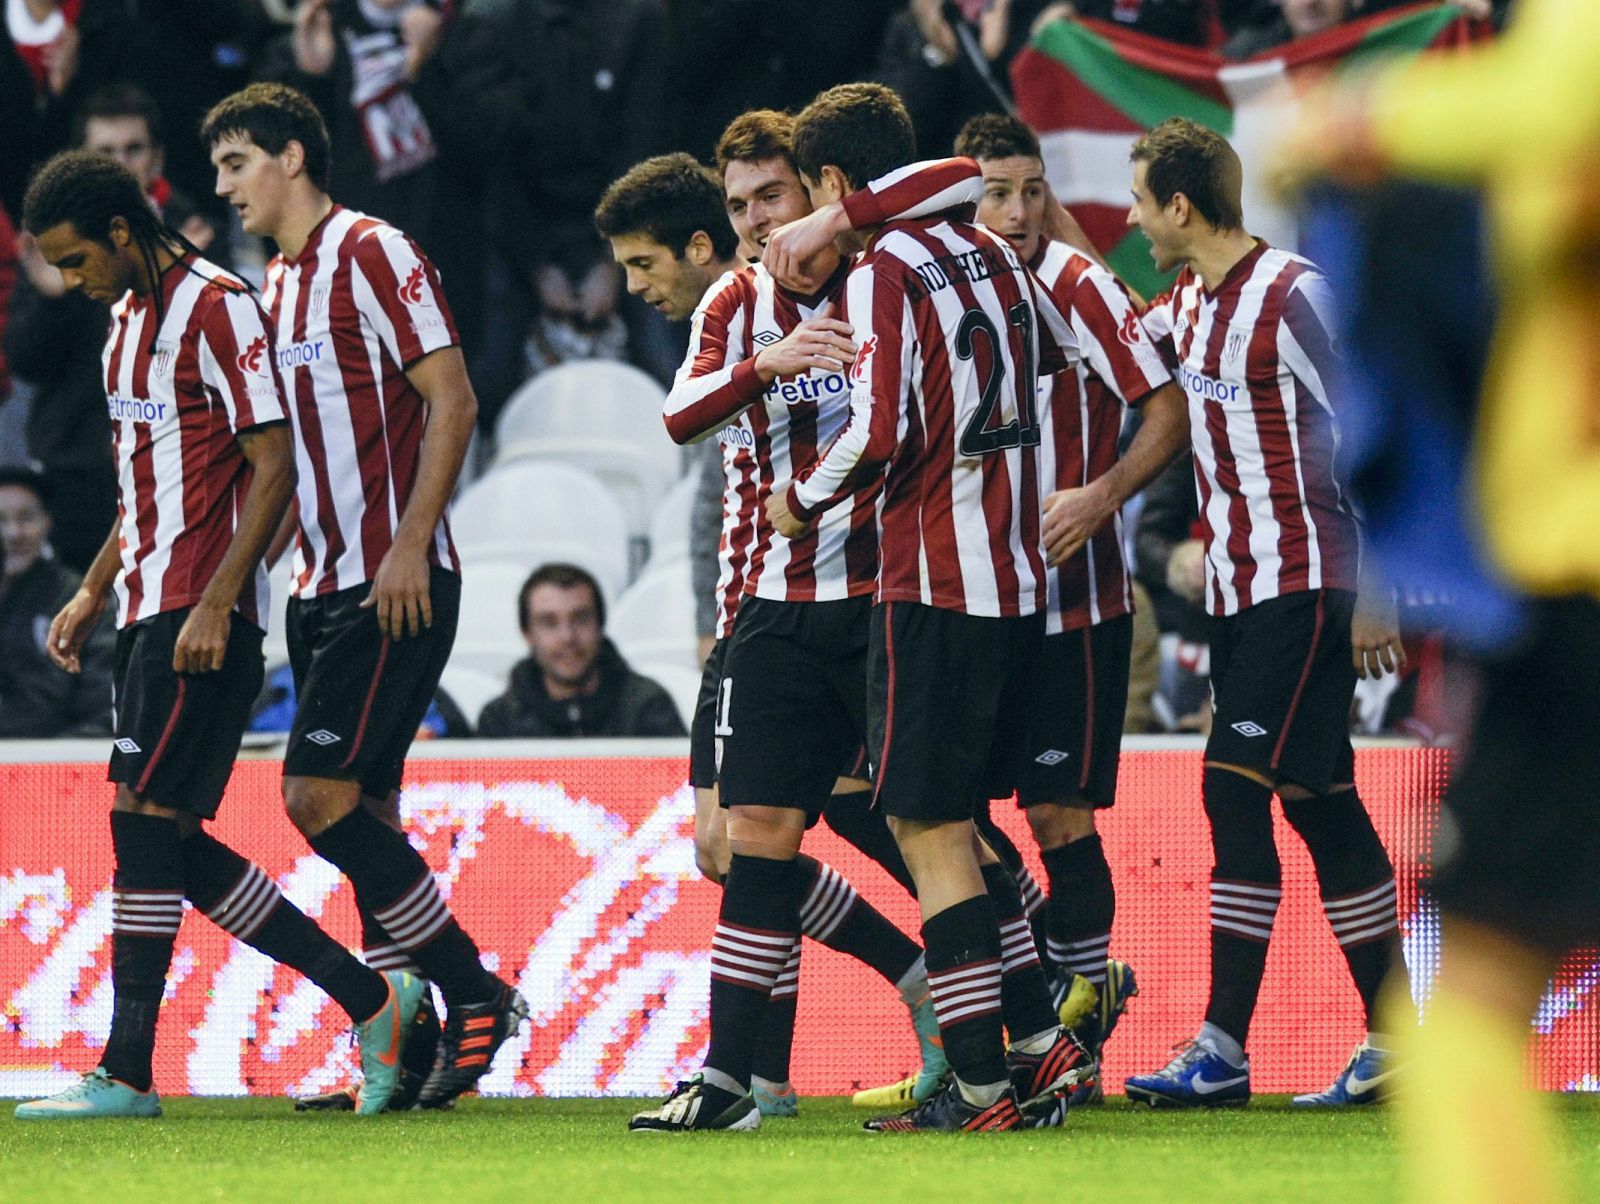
[752, 330, 781, 347]
[236, 336, 267, 375]
[114, 738, 141, 754]
[850, 335, 877, 384]
[305, 729, 342, 746]
[1034, 749, 1070, 766]
[1117, 309, 1144, 347]
[398, 264, 429, 306]
[1231, 721, 1269, 738]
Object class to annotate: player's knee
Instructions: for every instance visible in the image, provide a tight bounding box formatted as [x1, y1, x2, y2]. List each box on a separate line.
[281, 775, 357, 839]
[726, 805, 804, 860]
[1281, 788, 1393, 879]
[1025, 801, 1095, 850]
[1203, 765, 1280, 882]
[111, 786, 184, 822]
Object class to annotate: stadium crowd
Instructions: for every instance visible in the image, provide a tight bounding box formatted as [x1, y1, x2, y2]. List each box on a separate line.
[0, 0, 1507, 740]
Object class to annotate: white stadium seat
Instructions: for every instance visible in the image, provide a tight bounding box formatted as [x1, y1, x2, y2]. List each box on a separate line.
[439, 664, 511, 731]
[492, 360, 683, 534]
[632, 660, 704, 731]
[450, 558, 532, 680]
[609, 557, 699, 672]
[645, 466, 700, 567]
[450, 461, 630, 604]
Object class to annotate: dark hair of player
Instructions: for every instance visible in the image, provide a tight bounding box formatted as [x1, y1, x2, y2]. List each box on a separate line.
[954, 113, 1042, 163]
[520, 563, 606, 633]
[22, 150, 211, 346]
[791, 82, 915, 193]
[714, 109, 796, 177]
[200, 82, 332, 192]
[75, 81, 163, 148]
[593, 153, 738, 260]
[1130, 117, 1244, 232]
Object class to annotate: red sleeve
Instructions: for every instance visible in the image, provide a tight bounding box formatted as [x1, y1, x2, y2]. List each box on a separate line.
[788, 255, 906, 522]
[840, 157, 983, 229]
[350, 226, 460, 368]
[196, 287, 287, 433]
[1065, 259, 1173, 406]
[662, 270, 766, 444]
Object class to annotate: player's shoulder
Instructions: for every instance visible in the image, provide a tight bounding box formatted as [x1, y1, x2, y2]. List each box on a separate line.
[696, 265, 758, 318]
[1035, 238, 1116, 296]
[1255, 245, 1326, 296]
[184, 258, 263, 328]
[347, 212, 430, 270]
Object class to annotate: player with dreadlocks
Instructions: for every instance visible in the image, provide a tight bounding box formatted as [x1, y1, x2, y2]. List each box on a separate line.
[12, 150, 426, 1120]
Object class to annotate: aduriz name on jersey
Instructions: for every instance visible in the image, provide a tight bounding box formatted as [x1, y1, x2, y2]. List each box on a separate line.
[107, 395, 169, 423]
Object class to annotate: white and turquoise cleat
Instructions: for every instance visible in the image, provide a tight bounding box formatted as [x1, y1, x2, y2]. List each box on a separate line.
[14, 1068, 162, 1119]
[752, 1080, 799, 1118]
[354, 970, 427, 1115]
[1292, 1041, 1394, 1106]
[908, 991, 950, 1102]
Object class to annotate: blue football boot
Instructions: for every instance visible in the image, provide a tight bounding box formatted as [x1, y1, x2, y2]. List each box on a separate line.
[1292, 1041, 1394, 1106]
[1125, 1041, 1251, 1109]
[15, 1068, 162, 1119]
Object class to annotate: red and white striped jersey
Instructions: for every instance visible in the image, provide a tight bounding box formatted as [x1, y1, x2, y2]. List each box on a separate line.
[1030, 239, 1172, 633]
[666, 262, 876, 610]
[260, 205, 461, 598]
[102, 255, 287, 630]
[667, 158, 986, 628]
[1143, 242, 1360, 617]
[788, 219, 1082, 618]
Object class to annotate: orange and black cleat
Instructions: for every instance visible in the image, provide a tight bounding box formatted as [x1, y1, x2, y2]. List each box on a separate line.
[417, 980, 529, 1109]
[864, 1081, 1025, 1132]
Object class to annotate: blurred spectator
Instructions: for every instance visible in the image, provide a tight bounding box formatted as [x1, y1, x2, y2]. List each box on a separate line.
[77, 82, 226, 262]
[0, 205, 16, 404]
[1132, 455, 1212, 731]
[0, 0, 91, 220]
[477, 563, 685, 738]
[483, 0, 672, 408]
[1029, 0, 1218, 45]
[283, 0, 518, 382]
[1221, 0, 1348, 56]
[0, 467, 112, 736]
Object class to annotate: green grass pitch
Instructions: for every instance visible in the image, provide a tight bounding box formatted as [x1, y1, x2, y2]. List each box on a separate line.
[6, 1095, 1600, 1202]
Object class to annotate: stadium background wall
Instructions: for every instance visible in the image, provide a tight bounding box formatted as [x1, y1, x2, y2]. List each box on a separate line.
[1, 739, 1594, 1099]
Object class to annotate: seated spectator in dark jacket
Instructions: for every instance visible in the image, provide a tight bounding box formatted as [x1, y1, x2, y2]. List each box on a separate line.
[478, 563, 685, 739]
[0, 468, 112, 735]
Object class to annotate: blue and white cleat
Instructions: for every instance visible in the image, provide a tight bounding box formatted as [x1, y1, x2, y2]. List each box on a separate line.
[752, 1080, 799, 1118]
[1125, 1041, 1251, 1109]
[354, 970, 427, 1115]
[14, 1068, 162, 1119]
[1292, 1041, 1394, 1106]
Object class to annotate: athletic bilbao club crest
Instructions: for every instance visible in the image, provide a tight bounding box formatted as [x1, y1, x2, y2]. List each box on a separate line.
[398, 264, 428, 306]
[150, 341, 177, 379]
[309, 284, 330, 318]
[850, 335, 877, 384]
[235, 336, 267, 375]
[1117, 309, 1144, 347]
[1225, 331, 1248, 363]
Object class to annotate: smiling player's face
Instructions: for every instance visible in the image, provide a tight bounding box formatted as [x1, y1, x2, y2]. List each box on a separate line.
[723, 157, 811, 253]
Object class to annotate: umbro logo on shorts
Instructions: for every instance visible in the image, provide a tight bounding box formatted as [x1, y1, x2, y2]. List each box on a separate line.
[1034, 749, 1070, 766]
[114, 738, 141, 754]
[305, 729, 342, 746]
[1231, 721, 1269, 738]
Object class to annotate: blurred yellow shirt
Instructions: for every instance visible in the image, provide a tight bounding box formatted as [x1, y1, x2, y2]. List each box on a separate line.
[1370, 0, 1600, 596]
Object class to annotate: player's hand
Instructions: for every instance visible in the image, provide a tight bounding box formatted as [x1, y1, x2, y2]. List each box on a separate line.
[1351, 590, 1406, 680]
[173, 600, 232, 674]
[47, 586, 108, 673]
[755, 312, 856, 380]
[763, 204, 848, 293]
[362, 545, 433, 639]
[1166, 539, 1207, 605]
[400, 2, 444, 79]
[293, 0, 335, 76]
[1042, 482, 1114, 566]
[766, 489, 811, 539]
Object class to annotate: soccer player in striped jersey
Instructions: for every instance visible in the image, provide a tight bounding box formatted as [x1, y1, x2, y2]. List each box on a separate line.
[13, 151, 423, 1120]
[1112, 119, 1408, 1110]
[766, 83, 1111, 1133]
[954, 112, 1191, 1099]
[628, 122, 989, 1134]
[201, 84, 523, 1111]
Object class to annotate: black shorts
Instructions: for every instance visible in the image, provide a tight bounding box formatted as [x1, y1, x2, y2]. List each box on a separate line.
[108, 608, 264, 819]
[1205, 588, 1356, 795]
[688, 638, 728, 791]
[284, 567, 460, 799]
[870, 601, 1044, 823]
[1432, 596, 1600, 953]
[716, 595, 870, 814]
[1017, 614, 1133, 809]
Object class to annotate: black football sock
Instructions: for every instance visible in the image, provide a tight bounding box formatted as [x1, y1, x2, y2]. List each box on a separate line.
[356, 894, 421, 975]
[101, 812, 185, 1093]
[1282, 790, 1401, 1028]
[1040, 833, 1115, 989]
[922, 894, 1008, 1099]
[703, 853, 802, 1107]
[976, 808, 1053, 967]
[795, 854, 922, 987]
[181, 830, 388, 1023]
[1202, 768, 1282, 1048]
[309, 807, 496, 1007]
[821, 788, 915, 894]
[980, 862, 1060, 1046]
[751, 942, 802, 1087]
